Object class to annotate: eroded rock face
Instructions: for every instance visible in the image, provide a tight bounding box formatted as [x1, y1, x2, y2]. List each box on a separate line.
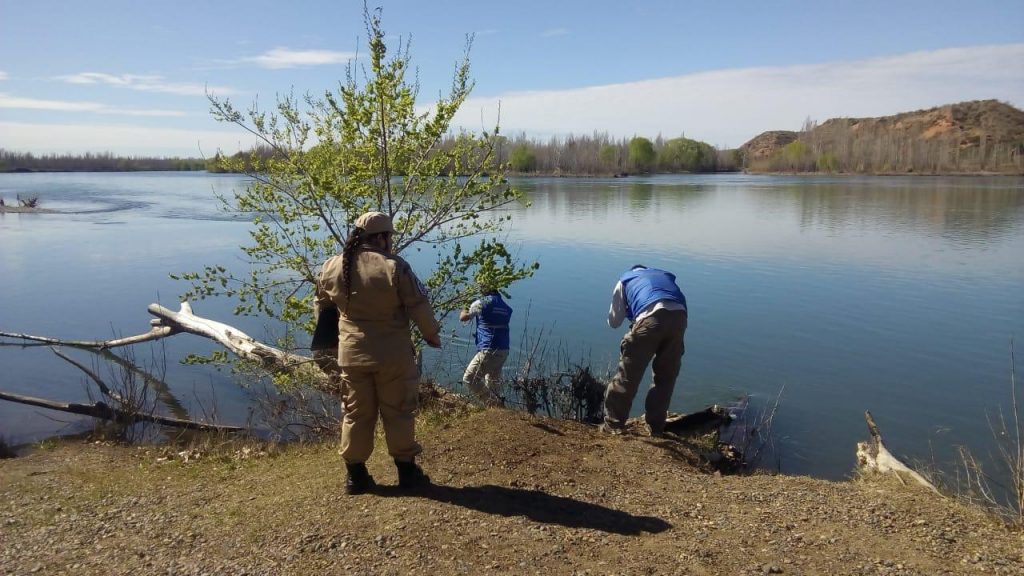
[739, 100, 1024, 169]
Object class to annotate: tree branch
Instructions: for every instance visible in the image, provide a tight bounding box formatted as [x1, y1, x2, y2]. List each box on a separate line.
[0, 390, 243, 432]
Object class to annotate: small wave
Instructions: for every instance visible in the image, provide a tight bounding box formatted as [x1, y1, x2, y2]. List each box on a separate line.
[65, 199, 150, 214]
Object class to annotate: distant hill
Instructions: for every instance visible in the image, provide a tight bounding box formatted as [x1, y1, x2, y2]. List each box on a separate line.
[740, 100, 1024, 174]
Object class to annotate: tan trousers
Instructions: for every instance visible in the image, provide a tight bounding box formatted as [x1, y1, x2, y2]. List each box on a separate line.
[463, 348, 509, 403]
[604, 309, 687, 434]
[340, 359, 422, 464]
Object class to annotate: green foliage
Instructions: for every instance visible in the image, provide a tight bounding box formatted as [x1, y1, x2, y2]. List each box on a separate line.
[658, 137, 715, 172]
[782, 140, 809, 161]
[761, 140, 816, 172]
[627, 137, 656, 172]
[34, 438, 58, 451]
[816, 152, 838, 173]
[177, 7, 535, 334]
[509, 144, 536, 172]
[0, 149, 206, 172]
[182, 350, 231, 366]
[598, 144, 619, 169]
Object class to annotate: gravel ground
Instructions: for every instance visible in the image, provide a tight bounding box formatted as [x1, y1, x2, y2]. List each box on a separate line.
[1, 409, 1021, 575]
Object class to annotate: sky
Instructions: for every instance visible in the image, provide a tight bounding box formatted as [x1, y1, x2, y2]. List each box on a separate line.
[1, 0, 1023, 157]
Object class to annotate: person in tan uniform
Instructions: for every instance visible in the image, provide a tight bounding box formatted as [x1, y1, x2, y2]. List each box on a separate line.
[316, 211, 442, 495]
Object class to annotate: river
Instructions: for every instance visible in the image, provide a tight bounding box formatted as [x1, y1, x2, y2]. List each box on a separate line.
[1, 171, 1022, 482]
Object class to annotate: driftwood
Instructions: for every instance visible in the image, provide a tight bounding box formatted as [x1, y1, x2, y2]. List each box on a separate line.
[1, 301, 317, 373]
[147, 302, 313, 371]
[624, 405, 731, 436]
[856, 410, 941, 495]
[0, 302, 299, 432]
[664, 405, 730, 435]
[0, 391, 243, 432]
[0, 326, 175, 349]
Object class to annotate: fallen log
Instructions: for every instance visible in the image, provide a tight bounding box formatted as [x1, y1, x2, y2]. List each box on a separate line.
[0, 391, 243, 432]
[0, 326, 175, 349]
[1, 301, 320, 375]
[146, 302, 311, 371]
[664, 405, 730, 435]
[856, 410, 941, 495]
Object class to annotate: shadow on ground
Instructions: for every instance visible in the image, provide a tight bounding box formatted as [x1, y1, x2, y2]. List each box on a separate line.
[377, 483, 671, 535]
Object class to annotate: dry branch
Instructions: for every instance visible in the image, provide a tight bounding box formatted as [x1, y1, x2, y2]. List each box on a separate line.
[0, 326, 175, 349]
[2, 301, 319, 374]
[50, 347, 122, 402]
[146, 302, 312, 371]
[856, 410, 940, 495]
[0, 391, 243, 432]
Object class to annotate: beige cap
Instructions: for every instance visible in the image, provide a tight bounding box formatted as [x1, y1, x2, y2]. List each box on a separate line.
[355, 211, 394, 235]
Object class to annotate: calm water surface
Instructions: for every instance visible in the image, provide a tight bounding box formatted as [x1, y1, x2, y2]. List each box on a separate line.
[1, 172, 1022, 481]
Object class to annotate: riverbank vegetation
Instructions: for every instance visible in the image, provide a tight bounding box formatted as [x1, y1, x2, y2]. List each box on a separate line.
[0, 149, 207, 172]
[201, 131, 740, 178]
[492, 132, 738, 175]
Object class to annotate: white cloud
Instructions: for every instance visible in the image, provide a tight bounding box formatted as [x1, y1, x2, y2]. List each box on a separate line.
[0, 121, 258, 156]
[451, 44, 1024, 147]
[541, 28, 570, 38]
[54, 72, 234, 96]
[244, 47, 355, 69]
[0, 93, 186, 117]
[0, 71, 8, 81]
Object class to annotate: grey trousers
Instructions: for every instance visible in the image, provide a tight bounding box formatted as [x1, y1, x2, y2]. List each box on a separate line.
[604, 309, 687, 433]
[463, 348, 509, 403]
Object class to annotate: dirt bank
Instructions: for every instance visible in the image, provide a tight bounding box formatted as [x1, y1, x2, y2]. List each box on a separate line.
[1, 409, 1021, 575]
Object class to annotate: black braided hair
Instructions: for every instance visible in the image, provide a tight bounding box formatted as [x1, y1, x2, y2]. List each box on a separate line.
[341, 227, 365, 310]
[341, 228, 393, 310]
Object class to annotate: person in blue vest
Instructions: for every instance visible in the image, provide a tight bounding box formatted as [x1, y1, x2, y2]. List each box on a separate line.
[603, 264, 688, 436]
[459, 287, 513, 405]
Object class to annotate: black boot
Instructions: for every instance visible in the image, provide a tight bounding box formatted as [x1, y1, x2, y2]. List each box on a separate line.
[395, 459, 430, 490]
[345, 462, 375, 495]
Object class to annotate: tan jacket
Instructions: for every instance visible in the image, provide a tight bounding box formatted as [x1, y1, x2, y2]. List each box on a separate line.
[316, 245, 440, 367]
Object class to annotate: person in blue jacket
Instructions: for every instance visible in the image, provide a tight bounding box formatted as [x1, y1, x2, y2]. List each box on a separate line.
[603, 264, 688, 436]
[459, 287, 513, 404]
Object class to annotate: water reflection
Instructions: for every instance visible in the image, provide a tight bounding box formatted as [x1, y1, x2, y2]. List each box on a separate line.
[784, 179, 1024, 247]
[509, 175, 1024, 275]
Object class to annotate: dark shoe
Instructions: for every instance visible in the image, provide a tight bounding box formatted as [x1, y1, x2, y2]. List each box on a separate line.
[345, 463, 376, 495]
[395, 459, 431, 490]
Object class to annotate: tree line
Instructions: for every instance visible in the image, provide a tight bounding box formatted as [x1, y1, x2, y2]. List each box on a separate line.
[0, 149, 209, 172]
[1, 131, 741, 177]
[207, 133, 740, 177]
[466, 132, 738, 176]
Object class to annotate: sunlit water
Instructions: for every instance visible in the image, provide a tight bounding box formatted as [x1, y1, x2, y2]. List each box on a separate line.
[1, 172, 1022, 482]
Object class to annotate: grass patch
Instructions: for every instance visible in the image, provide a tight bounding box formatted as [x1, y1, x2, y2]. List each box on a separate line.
[34, 437, 59, 451]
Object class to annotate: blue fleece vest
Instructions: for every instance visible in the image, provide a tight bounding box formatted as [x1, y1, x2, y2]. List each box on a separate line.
[475, 294, 513, 350]
[620, 268, 687, 321]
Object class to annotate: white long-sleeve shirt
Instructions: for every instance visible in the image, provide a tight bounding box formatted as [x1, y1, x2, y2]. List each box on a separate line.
[607, 281, 687, 329]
